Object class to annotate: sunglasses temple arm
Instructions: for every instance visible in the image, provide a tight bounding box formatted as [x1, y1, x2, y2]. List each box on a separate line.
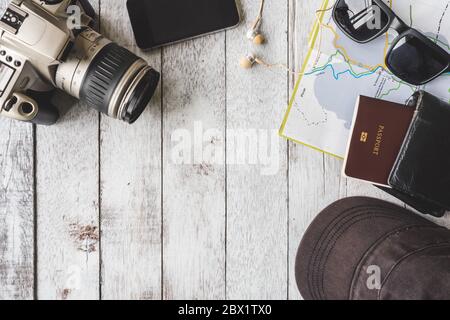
[391, 17, 409, 34]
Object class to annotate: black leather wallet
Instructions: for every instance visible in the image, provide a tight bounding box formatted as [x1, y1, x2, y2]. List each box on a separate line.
[380, 91, 450, 217]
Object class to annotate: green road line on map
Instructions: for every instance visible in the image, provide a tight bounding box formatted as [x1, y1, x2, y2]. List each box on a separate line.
[379, 81, 402, 99]
[309, 49, 418, 99]
[310, 50, 377, 77]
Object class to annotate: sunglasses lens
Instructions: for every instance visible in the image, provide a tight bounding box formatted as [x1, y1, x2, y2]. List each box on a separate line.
[334, 0, 389, 42]
[387, 34, 449, 85]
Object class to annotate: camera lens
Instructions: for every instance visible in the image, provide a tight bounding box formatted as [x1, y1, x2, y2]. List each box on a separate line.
[119, 65, 160, 123]
[56, 29, 160, 123]
[80, 43, 159, 123]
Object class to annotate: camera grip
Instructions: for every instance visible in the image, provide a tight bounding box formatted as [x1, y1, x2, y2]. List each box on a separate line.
[27, 90, 60, 125]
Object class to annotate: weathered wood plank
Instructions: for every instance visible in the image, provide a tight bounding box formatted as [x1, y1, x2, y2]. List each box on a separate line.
[36, 98, 100, 300]
[0, 0, 34, 301]
[35, 0, 100, 300]
[99, 0, 163, 300]
[226, 0, 288, 299]
[161, 31, 226, 299]
[287, 0, 346, 300]
[0, 119, 35, 300]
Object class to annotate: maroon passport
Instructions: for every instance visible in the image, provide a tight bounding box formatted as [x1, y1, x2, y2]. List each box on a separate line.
[343, 95, 415, 187]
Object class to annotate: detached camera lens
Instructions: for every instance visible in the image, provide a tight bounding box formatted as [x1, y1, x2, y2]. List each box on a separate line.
[79, 43, 160, 123]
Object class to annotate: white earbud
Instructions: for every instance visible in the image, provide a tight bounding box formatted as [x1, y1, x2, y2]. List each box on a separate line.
[240, 53, 257, 69]
[240, 4, 332, 75]
[246, 28, 265, 45]
[246, 0, 266, 45]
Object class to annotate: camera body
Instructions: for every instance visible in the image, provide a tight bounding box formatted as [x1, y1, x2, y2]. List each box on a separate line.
[0, 0, 160, 125]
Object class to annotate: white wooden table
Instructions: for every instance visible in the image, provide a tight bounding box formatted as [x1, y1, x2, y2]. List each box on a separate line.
[0, 0, 448, 300]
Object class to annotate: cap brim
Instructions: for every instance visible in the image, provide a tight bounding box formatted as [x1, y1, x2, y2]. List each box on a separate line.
[295, 197, 432, 300]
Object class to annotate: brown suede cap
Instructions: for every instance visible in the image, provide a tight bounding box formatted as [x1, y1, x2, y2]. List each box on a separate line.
[295, 197, 450, 300]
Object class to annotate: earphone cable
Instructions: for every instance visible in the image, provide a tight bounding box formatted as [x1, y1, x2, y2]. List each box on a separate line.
[252, 6, 334, 76]
[251, 0, 265, 30]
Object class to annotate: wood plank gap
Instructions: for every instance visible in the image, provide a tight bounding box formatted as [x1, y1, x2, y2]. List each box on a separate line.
[98, 112, 102, 301]
[33, 124, 37, 300]
[0, 0, 35, 300]
[286, 0, 291, 301]
[224, 29, 228, 301]
[160, 47, 164, 301]
[97, 0, 103, 302]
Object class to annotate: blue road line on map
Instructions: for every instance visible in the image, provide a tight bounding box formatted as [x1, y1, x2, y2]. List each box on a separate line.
[307, 64, 450, 80]
[305, 64, 383, 80]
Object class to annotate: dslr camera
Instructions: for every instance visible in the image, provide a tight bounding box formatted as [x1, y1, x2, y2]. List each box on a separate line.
[0, 0, 160, 125]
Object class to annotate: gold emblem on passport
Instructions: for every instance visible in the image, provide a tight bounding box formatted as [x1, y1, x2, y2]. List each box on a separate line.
[360, 132, 368, 143]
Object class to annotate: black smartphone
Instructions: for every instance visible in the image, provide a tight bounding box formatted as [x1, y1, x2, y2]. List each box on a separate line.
[127, 0, 241, 50]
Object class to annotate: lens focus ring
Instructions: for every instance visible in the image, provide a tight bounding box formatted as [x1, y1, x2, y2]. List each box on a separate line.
[80, 43, 139, 116]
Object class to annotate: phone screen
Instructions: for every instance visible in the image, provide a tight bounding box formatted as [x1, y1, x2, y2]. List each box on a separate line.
[127, 0, 240, 49]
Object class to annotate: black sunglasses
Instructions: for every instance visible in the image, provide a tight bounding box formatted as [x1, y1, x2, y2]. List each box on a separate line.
[332, 0, 450, 86]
